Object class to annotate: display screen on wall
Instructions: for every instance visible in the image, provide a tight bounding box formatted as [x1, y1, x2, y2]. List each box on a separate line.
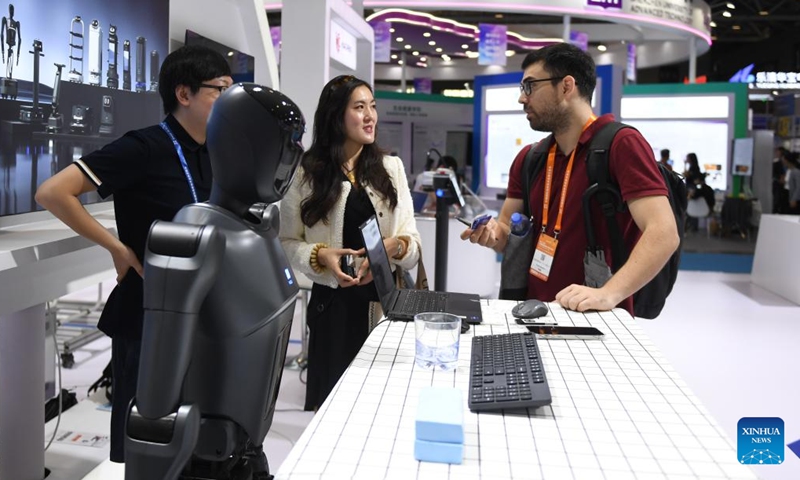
[185, 30, 255, 84]
[484, 113, 549, 189]
[0, 0, 168, 217]
[624, 119, 730, 191]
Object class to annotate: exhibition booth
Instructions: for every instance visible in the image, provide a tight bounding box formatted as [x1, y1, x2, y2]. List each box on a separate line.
[1, 0, 798, 479]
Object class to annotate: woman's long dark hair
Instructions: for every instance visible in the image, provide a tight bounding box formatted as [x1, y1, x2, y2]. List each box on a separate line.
[300, 75, 398, 227]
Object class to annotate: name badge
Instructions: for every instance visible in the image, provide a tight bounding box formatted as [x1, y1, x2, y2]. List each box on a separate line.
[530, 233, 559, 282]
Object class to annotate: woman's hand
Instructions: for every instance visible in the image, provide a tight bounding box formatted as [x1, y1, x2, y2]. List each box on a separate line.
[110, 243, 143, 283]
[355, 249, 373, 285]
[318, 246, 362, 288]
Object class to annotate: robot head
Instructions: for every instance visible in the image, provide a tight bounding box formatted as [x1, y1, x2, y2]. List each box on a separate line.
[206, 83, 305, 207]
[8, 4, 13, 18]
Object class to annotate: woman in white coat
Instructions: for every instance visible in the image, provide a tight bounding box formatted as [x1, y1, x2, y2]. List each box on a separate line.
[280, 75, 421, 410]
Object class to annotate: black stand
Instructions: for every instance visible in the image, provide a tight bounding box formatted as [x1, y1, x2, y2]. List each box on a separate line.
[19, 39, 44, 123]
[434, 196, 449, 292]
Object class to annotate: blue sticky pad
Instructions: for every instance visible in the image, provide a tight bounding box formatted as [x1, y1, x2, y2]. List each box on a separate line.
[414, 438, 463, 464]
[415, 387, 464, 444]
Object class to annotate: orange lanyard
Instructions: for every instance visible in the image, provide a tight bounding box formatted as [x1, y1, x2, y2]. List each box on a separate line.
[541, 115, 597, 236]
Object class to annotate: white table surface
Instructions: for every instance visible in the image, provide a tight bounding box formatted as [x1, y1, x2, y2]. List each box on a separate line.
[276, 300, 759, 480]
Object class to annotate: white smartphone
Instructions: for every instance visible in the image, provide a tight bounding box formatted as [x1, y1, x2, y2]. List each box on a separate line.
[526, 325, 604, 340]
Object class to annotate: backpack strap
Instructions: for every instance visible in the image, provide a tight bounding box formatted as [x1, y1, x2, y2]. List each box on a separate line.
[521, 135, 553, 217]
[583, 122, 629, 272]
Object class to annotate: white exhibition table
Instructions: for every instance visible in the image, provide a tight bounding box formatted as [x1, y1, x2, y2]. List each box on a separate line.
[0, 207, 115, 480]
[276, 300, 758, 480]
[751, 214, 800, 305]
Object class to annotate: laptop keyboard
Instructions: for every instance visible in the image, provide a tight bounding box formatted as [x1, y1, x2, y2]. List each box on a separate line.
[397, 290, 447, 314]
[468, 332, 552, 412]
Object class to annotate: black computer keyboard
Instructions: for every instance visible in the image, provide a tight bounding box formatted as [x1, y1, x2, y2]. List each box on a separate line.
[398, 290, 446, 314]
[468, 332, 552, 412]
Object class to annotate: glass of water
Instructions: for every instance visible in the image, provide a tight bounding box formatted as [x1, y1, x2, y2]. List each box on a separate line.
[414, 312, 461, 371]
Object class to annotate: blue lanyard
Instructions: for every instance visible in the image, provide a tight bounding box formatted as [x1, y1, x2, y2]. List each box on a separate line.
[160, 121, 199, 203]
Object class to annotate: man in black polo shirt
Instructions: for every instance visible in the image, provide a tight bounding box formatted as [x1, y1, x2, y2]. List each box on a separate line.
[36, 45, 232, 463]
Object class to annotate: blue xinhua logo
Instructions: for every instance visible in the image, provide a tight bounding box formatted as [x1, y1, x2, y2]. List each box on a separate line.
[737, 417, 784, 465]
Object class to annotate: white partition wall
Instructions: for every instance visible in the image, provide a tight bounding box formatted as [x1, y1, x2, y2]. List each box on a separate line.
[169, 0, 279, 88]
[281, 0, 375, 148]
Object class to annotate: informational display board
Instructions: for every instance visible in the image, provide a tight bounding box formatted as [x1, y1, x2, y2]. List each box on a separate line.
[731, 137, 754, 176]
[623, 119, 729, 190]
[621, 93, 735, 192]
[484, 113, 548, 189]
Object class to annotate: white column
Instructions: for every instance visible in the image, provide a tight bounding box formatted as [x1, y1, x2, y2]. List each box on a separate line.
[0, 304, 45, 480]
[281, 0, 330, 149]
[688, 37, 697, 83]
[562, 15, 571, 42]
[400, 51, 407, 92]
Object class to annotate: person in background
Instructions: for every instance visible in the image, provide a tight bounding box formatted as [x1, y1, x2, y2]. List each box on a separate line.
[772, 146, 790, 213]
[459, 43, 678, 315]
[782, 151, 800, 214]
[35, 45, 233, 463]
[659, 149, 674, 172]
[683, 152, 703, 186]
[686, 174, 715, 231]
[279, 75, 421, 411]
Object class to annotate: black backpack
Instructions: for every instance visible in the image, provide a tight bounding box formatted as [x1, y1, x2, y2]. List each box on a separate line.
[520, 121, 686, 319]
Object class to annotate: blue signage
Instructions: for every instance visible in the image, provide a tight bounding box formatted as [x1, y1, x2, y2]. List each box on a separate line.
[478, 24, 507, 67]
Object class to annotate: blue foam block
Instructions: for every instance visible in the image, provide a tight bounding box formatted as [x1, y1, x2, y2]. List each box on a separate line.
[414, 438, 463, 464]
[415, 387, 464, 444]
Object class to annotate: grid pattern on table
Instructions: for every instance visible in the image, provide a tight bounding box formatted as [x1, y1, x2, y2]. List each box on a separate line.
[275, 300, 759, 480]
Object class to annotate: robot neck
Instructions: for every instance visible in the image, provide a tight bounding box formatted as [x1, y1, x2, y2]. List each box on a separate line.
[209, 182, 252, 220]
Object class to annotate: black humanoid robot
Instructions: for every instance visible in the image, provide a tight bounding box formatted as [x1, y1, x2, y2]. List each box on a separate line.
[0, 3, 21, 99]
[124, 83, 306, 480]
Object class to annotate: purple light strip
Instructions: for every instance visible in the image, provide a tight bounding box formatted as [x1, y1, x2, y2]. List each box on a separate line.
[368, 10, 554, 48]
[364, 1, 712, 45]
[264, 2, 712, 46]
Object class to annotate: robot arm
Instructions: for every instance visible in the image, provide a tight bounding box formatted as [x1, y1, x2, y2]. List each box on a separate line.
[125, 220, 225, 480]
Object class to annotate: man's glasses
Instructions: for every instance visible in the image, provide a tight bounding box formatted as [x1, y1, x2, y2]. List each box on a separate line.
[519, 76, 564, 96]
[198, 83, 230, 94]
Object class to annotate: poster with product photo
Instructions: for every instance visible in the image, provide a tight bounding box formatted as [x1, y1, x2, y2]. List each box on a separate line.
[0, 0, 168, 216]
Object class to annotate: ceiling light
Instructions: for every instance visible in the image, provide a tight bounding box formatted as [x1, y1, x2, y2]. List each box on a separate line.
[505, 50, 516, 57]
[435, 47, 443, 52]
[428, 40, 436, 46]
[391, 54, 397, 59]
[709, 21, 717, 27]
[732, 25, 741, 30]
[722, 11, 731, 17]
[495, 13, 503, 19]
[466, 51, 479, 58]
[389, 28, 395, 33]
[726, 2, 735, 8]
[404, 44, 411, 49]
[420, 56, 427, 62]
[597, 44, 607, 52]
[398, 60, 404, 65]
[442, 54, 451, 62]
[772, 90, 779, 96]
[423, 32, 431, 37]
[412, 51, 419, 56]
[396, 37, 404, 42]
[462, 44, 469, 49]
[759, 10, 769, 16]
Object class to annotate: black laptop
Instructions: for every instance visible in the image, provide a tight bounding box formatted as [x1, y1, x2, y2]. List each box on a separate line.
[359, 215, 483, 324]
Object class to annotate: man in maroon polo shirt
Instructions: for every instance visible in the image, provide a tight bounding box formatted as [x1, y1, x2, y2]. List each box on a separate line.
[462, 43, 679, 316]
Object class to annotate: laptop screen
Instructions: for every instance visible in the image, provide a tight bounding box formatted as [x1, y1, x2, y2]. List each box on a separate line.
[359, 215, 397, 313]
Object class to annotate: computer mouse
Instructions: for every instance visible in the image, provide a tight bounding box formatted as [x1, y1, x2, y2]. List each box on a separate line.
[460, 322, 470, 334]
[511, 299, 549, 319]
